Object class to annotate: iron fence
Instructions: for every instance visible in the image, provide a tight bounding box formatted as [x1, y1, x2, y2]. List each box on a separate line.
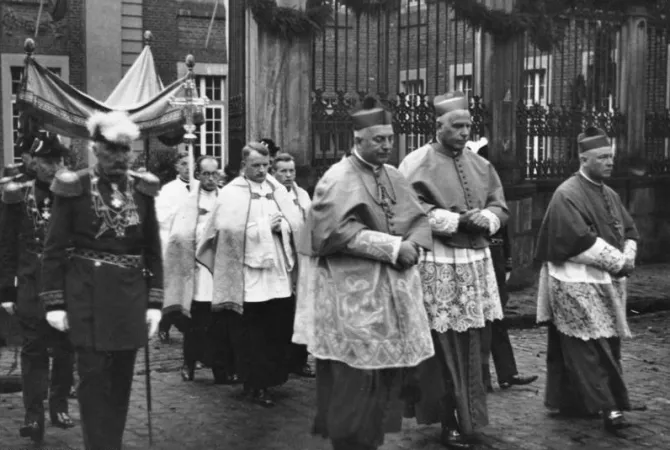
[311, 0, 486, 173]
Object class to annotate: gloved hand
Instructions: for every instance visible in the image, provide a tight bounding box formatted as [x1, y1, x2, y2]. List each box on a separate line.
[146, 309, 162, 339]
[46, 310, 69, 332]
[1, 302, 15, 315]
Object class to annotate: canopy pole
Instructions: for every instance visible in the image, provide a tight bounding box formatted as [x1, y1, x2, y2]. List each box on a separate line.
[34, 0, 44, 39]
[204, 0, 219, 49]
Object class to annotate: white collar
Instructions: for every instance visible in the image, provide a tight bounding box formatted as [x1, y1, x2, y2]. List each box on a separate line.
[579, 169, 603, 186]
[353, 149, 381, 170]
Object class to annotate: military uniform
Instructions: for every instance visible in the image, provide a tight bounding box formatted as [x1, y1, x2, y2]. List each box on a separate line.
[39, 166, 163, 450]
[0, 140, 75, 442]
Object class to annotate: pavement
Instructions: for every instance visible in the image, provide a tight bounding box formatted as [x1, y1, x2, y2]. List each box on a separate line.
[0, 265, 669, 450]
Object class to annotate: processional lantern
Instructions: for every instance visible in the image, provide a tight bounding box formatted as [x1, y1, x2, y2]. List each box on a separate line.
[169, 54, 210, 182]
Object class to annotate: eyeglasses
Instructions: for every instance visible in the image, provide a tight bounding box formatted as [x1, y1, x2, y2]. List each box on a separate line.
[200, 172, 219, 179]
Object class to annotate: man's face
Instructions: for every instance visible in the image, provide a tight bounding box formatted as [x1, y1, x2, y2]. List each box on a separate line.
[198, 159, 219, 191]
[175, 156, 189, 179]
[94, 142, 131, 177]
[355, 125, 394, 166]
[34, 156, 64, 183]
[242, 150, 270, 183]
[273, 160, 296, 190]
[581, 147, 614, 180]
[437, 111, 472, 151]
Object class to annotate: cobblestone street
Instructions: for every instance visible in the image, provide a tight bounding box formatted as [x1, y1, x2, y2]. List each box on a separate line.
[1, 310, 668, 450]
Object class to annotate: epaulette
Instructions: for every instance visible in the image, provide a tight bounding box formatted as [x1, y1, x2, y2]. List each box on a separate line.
[130, 170, 160, 197]
[1, 180, 30, 204]
[50, 169, 83, 197]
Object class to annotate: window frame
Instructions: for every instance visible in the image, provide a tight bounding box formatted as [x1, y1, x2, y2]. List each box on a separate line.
[1, 54, 70, 166]
[176, 62, 228, 166]
[399, 68, 428, 160]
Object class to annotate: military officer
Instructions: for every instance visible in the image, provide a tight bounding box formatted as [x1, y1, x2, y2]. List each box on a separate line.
[39, 111, 164, 450]
[0, 132, 75, 443]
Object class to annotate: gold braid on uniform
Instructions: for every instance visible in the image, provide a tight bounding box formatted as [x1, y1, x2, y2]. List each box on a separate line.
[25, 182, 52, 231]
[90, 174, 141, 239]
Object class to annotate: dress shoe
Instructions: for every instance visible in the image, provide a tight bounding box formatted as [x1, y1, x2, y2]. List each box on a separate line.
[603, 410, 630, 433]
[50, 410, 75, 429]
[181, 364, 195, 381]
[251, 389, 275, 408]
[499, 374, 538, 389]
[440, 429, 472, 449]
[292, 364, 316, 378]
[19, 421, 44, 443]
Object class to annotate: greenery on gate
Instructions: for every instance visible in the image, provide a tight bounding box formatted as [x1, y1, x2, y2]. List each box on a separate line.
[247, 0, 667, 50]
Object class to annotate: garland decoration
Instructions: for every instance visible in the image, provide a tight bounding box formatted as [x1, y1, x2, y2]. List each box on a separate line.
[248, 0, 332, 40]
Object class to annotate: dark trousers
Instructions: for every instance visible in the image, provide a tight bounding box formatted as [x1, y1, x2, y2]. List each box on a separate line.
[481, 245, 518, 386]
[235, 297, 293, 390]
[19, 315, 73, 425]
[76, 348, 137, 450]
[183, 301, 239, 379]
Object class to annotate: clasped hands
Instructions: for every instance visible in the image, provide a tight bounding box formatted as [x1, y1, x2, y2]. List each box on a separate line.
[396, 240, 421, 270]
[615, 254, 635, 278]
[458, 208, 490, 235]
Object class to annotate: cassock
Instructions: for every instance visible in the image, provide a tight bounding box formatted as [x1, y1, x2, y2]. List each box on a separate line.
[197, 174, 302, 392]
[398, 141, 507, 435]
[293, 153, 434, 448]
[535, 170, 638, 415]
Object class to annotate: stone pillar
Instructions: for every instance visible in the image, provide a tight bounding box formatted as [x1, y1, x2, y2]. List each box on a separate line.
[618, 6, 648, 161]
[480, 0, 525, 186]
[245, 0, 312, 166]
[84, 0, 123, 165]
[481, 0, 537, 275]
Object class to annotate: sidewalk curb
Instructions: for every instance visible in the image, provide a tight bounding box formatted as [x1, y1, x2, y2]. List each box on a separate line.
[504, 296, 670, 330]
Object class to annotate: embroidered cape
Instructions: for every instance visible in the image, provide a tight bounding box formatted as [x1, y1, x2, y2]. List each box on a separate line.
[196, 175, 302, 314]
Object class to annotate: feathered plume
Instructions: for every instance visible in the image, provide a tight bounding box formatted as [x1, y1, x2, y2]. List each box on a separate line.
[86, 111, 140, 145]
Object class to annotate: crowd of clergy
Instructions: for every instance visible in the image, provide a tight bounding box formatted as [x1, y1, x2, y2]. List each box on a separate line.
[0, 89, 640, 450]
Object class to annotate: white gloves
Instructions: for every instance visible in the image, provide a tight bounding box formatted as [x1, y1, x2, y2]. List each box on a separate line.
[47, 310, 69, 332]
[1, 302, 15, 315]
[146, 309, 162, 339]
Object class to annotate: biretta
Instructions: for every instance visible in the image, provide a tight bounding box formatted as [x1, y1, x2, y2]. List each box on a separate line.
[350, 96, 393, 131]
[434, 91, 469, 117]
[577, 127, 610, 153]
[30, 132, 68, 158]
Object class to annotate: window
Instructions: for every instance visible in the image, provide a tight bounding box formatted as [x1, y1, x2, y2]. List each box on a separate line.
[522, 55, 551, 161]
[193, 75, 225, 164]
[455, 75, 473, 98]
[1, 54, 69, 166]
[177, 62, 228, 165]
[400, 70, 428, 156]
[524, 69, 546, 106]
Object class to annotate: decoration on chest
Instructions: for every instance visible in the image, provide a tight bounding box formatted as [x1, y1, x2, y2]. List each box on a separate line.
[90, 175, 141, 239]
[26, 185, 52, 229]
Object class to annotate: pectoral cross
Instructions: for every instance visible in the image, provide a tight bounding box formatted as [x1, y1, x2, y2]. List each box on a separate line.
[169, 54, 210, 182]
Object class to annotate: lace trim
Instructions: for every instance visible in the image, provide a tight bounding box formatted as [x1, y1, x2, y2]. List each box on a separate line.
[419, 256, 503, 333]
[345, 230, 401, 265]
[479, 209, 501, 235]
[428, 209, 459, 236]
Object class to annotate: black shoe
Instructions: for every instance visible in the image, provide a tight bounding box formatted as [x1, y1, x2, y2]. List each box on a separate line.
[50, 411, 75, 429]
[291, 364, 316, 378]
[499, 374, 538, 389]
[19, 421, 44, 443]
[251, 389, 275, 408]
[440, 429, 473, 449]
[603, 410, 630, 433]
[181, 364, 194, 381]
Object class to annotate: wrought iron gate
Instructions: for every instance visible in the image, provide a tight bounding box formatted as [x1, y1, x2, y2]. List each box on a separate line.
[311, 0, 486, 173]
